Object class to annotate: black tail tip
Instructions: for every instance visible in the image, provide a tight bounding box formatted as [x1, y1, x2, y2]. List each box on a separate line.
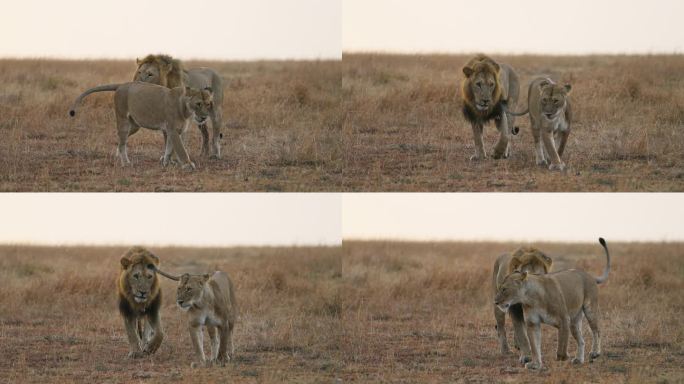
[69, 110, 75, 117]
[599, 237, 606, 246]
[512, 126, 520, 135]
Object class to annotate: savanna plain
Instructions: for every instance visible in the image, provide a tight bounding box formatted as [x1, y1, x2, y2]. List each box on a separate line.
[342, 241, 683, 382]
[0, 59, 341, 191]
[0, 245, 342, 383]
[343, 54, 684, 191]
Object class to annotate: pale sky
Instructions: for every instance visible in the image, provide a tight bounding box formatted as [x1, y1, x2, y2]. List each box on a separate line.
[343, 194, 684, 242]
[0, 0, 341, 60]
[344, 0, 684, 54]
[0, 194, 341, 247]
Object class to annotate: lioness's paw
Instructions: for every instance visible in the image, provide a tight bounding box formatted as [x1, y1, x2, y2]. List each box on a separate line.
[556, 353, 569, 361]
[549, 163, 565, 171]
[589, 352, 600, 361]
[127, 350, 145, 359]
[519, 355, 531, 365]
[182, 162, 196, 171]
[525, 362, 541, 370]
[572, 357, 584, 365]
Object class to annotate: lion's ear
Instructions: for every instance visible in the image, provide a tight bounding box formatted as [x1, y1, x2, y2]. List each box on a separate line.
[148, 252, 160, 266]
[161, 62, 173, 74]
[521, 271, 528, 280]
[120, 257, 131, 269]
[463, 66, 474, 78]
[540, 253, 553, 272]
[563, 84, 572, 94]
[491, 61, 501, 73]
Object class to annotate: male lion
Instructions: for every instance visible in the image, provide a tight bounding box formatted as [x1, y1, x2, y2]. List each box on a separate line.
[461, 54, 524, 160]
[69, 82, 214, 170]
[134, 54, 224, 159]
[169, 271, 238, 368]
[492, 247, 553, 363]
[117, 246, 165, 358]
[495, 238, 610, 370]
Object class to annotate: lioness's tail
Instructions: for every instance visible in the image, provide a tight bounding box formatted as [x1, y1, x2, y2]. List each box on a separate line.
[595, 237, 611, 284]
[68, 83, 123, 117]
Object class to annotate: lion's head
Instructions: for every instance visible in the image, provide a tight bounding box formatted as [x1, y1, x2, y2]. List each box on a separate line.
[176, 273, 210, 311]
[494, 271, 527, 312]
[119, 246, 160, 304]
[539, 80, 572, 121]
[509, 246, 553, 275]
[182, 87, 214, 125]
[462, 55, 503, 113]
[134, 54, 184, 89]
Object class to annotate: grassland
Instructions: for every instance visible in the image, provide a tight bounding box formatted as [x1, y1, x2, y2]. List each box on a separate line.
[343, 54, 684, 191]
[0, 245, 342, 383]
[341, 240, 684, 382]
[0, 59, 341, 191]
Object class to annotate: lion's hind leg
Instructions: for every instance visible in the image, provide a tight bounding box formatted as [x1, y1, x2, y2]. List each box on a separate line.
[570, 315, 585, 364]
[583, 302, 602, 361]
[207, 326, 220, 362]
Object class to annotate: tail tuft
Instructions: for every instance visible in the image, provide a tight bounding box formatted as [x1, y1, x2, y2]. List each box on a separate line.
[69, 110, 75, 117]
[599, 237, 606, 247]
[512, 126, 520, 135]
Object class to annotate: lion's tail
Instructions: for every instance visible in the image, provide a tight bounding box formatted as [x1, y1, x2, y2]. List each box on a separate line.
[595, 237, 611, 284]
[502, 104, 528, 135]
[68, 83, 123, 117]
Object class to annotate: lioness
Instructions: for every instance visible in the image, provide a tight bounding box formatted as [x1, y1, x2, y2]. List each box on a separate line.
[461, 54, 523, 160]
[526, 77, 573, 171]
[117, 247, 165, 358]
[134, 54, 224, 159]
[492, 247, 553, 363]
[174, 272, 238, 368]
[495, 238, 610, 370]
[69, 82, 214, 170]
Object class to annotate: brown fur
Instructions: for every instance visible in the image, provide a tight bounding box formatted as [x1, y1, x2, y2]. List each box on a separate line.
[135, 54, 184, 88]
[117, 246, 165, 358]
[492, 247, 552, 363]
[461, 54, 521, 160]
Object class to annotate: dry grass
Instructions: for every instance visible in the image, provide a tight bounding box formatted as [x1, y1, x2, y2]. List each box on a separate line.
[0, 245, 342, 383]
[0, 59, 341, 191]
[343, 54, 684, 191]
[341, 240, 684, 382]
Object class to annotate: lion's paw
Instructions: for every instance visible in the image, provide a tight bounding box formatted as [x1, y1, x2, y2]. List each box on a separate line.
[525, 361, 541, 370]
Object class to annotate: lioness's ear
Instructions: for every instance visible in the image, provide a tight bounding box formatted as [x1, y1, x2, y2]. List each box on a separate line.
[202, 273, 210, 282]
[540, 79, 551, 88]
[563, 84, 572, 94]
[521, 271, 528, 280]
[463, 67, 474, 78]
[120, 257, 131, 269]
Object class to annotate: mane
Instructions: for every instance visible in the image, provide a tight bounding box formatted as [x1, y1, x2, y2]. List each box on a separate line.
[136, 54, 185, 88]
[461, 54, 504, 123]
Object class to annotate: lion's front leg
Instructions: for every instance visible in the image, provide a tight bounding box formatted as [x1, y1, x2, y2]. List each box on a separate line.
[541, 128, 564, 171]
[123, 316, 144, 359]
[142, 311, 164, 355]
[189, 324, 207, 368]
[493, 114, 510, 159]
[469, 122, 486, 161]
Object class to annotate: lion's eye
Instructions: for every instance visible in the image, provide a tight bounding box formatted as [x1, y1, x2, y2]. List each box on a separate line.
[186, 287, 191, 292]
[475, 82, 482, 88]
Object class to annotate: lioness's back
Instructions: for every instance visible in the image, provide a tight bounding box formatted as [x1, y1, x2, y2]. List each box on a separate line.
[209, 271, 238, 318]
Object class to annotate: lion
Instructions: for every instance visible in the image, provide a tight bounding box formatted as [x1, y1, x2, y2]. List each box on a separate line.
[494, 238, 610, 370]
[162, 271, 238, 368]
[69, 82, 214, 170]
[134, 54, 224, 159]
[492, 246, 553, 363]
[461, 54, 524, 161]
[117, 246, 165, 358]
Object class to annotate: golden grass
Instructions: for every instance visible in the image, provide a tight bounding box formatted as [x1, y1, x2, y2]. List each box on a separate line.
[0, 59, 341, 191]
[0, 245, 342, 383]
[342, 54, 684, 191]
[341, 240, 684, 382]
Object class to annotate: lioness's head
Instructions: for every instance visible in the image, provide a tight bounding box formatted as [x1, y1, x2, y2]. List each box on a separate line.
[184, 87, 214, 125]
[494, 271, 527, 312]
[539, 80, 571, 121]
[120, 247, 160, 304]
[176, 273, 210, 311]
[509, 247, 552, 275]
[463, 58, 502, 112]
